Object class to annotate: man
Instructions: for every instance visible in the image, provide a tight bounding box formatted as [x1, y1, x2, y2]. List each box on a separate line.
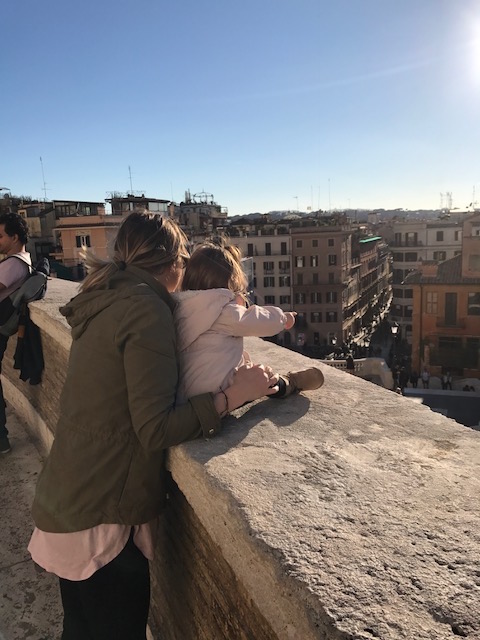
[0, 213, 31, 454]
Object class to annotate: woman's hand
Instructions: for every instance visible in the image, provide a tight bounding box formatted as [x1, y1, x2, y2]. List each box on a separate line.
[215, 364, 279, 415]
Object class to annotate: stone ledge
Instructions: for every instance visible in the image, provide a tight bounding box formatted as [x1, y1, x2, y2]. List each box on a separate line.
[6, 279, 480, 640]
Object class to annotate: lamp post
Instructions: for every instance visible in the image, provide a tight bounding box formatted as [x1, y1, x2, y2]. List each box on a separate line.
[391, 322, 399, 364]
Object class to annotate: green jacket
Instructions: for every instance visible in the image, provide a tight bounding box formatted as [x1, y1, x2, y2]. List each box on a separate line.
[32, 266, 221, 533]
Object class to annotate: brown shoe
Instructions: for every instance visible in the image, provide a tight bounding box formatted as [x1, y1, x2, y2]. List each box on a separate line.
[285, 367, 324, 395]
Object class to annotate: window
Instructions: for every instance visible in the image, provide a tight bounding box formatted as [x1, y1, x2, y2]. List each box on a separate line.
[297, 273, 303, 285]
[296, 240, 303, 248]
[392, 253, 404, 262]
[445, 292, 457, 326]
[439, 336, 462, 350]
[426, 291, 438, 314]
[312, 272, 318, 284]
[405, 252, 417, 262]
[326, 311, 338, 323]
[467, 292, 480, 315]
[393, 269, 404, 283]
[405, 232, 418, 246]
[436, 231, 444, 241]
[311, 292, 322, 304]
[310, 256, 318, 267]
[281, 242, 287, 255]
[312, 239, 318, 247]
[328, 238, 334, 247]
[468, 254, 480, 270]
[265, 243, 271, 255]
[264, 296, 275, 304]
[433, 251, 447, 261]
[247, 243, 253, 257]
[263, 261, 274, 272]
[328, 273, 334, 284]
[404, 289, 413, 298]
[263, 277, 275, 287]
[326, 291, 337, 303]
[454, 231, 460, 241]
[394, 232, 402, 246]
[279, 275, 290, 287]
[295, 293, 306, 304]
[295, 256, 305, 268]
[279, 260, 290, 272]
[311, 312, 322, 323]
[393, 288, 404, 299]
[328, 254, 337, 266]
[404, 305, 413, 318]
[279, 295, 291, 305]
[76, 235, 91, 248]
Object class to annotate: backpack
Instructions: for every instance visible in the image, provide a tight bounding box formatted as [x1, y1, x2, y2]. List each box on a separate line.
[0, 256, 50, 337]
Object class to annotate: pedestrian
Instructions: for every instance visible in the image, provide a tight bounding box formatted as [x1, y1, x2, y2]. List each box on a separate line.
[409, 370, 418, 388]
[445, 371, 453, 390]
[399, 367, 409, 392]
[28, 211, 278, 639]
[441, 372, 447, 390]
[345, 352, 355, 374]
[421, 367, 430, 389]
[0, 213, 32, 454]
[174, 239, 324, 403]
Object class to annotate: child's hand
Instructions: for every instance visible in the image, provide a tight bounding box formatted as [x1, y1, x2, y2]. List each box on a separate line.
[284, 311, 296, 330]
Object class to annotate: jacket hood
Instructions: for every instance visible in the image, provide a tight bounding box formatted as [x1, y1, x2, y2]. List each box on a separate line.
[172, 288, 235, 351]
[61, 266, 174, 340]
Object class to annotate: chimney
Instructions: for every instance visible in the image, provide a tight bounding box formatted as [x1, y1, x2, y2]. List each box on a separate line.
[419, 260, 438, 277]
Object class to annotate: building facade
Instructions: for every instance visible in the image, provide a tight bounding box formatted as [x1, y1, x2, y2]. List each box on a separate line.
[406, 213, 480, 378]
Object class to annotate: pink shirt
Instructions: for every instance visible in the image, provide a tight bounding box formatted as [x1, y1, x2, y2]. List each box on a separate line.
[28, 522, 156, 581]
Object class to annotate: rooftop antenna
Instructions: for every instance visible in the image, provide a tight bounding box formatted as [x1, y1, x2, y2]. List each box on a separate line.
[128, 166, 134, 193]
[39, 156, 48, 201]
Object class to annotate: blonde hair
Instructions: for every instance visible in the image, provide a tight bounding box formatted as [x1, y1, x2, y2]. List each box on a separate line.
[181, 238, 247, 294]
[80, 210, 188, 293]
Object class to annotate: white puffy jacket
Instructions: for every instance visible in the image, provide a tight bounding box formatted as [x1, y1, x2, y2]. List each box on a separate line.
[172, 288, 288, 404]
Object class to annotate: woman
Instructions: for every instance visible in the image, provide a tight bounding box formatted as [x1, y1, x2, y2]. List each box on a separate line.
[28, 211, 278, 639]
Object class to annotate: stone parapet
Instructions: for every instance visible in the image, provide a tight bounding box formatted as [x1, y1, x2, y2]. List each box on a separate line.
[5, 278, 480, 640]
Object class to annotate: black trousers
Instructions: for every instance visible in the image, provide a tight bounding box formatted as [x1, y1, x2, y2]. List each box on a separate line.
[59, 530, 150, 640]
[0, 334, 9, 439]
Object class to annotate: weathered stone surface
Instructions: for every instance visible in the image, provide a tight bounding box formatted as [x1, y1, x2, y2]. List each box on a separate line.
[0, 409, 62, 640]
[167, 337, 480, 640]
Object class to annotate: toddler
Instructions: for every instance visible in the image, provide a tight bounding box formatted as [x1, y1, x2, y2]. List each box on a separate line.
[172, 239, 324, 406]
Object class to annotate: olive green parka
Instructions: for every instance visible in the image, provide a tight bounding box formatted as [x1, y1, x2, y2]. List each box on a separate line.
[32, 265, 221, 533]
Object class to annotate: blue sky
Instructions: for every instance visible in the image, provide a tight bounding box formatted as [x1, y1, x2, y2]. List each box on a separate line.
[1, 0, 479, 215]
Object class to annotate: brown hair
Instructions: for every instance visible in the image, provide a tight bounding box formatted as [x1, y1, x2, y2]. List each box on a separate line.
[181, 239, 247, 294]
[80, 210, 188, 293]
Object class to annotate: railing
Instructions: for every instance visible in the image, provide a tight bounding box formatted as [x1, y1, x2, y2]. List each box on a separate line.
[320, 356, 394, 388]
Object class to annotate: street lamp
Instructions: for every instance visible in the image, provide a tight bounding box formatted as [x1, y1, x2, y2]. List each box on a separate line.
[391, 322, 399, 363]
[331, 336, 337, 346]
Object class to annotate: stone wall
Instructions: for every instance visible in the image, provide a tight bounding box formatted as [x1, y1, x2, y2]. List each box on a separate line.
[6, 278, 480, 640]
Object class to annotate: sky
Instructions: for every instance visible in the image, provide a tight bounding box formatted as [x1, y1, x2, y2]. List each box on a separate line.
[1, 0, 480, 216]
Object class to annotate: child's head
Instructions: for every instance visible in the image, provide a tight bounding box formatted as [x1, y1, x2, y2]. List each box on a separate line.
[182, 239, 247, 294]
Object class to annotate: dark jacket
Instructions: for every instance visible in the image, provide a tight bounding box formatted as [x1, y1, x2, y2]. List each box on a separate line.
[32, 266, 221, 533]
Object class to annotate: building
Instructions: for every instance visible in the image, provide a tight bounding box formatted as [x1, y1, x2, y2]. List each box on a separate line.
[171, 191, 228, 239]
[229, 215, 391, 352]
[405, 212, 480, 378]
[384, 219, 463, 344]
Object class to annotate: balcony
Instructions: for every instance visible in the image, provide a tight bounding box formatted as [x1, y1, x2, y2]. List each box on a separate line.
[2, 278, 480, 640]
[436, 317, 467, 329]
